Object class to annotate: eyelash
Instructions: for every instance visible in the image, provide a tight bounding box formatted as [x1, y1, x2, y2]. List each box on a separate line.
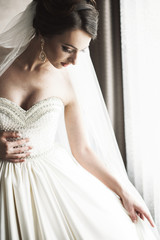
[62, 46, 74, 54]
[62, 45, 87, 54]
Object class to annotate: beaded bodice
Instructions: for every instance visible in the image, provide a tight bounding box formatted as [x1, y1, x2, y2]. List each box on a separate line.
[0, 97, 64, 159]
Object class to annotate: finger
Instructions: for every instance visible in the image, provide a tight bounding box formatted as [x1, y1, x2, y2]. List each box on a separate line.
[10, 138, 29, 148]
[2, 131, 20, 140]
[135, 207, 155, 227]
[141, 214, 145, 220]
[137, 212, 143, 220]
[137, 212, 141, 217]
[8, 159, 25, 163]
[137, 212, 144, 220]
[143, 211, 155, 227]
[128, 208, 137, 223]
[12, 146, 32, 154]
[10, 152, 30, 159]
[5, 151, 30, 161]
[4, 144, 31, 159]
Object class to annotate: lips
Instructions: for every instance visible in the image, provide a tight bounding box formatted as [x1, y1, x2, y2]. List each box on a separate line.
[61, 62, 69, 67]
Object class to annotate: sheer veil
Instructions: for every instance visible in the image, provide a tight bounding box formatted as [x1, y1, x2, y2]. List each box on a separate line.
[0, 2, 36, 76]
[0, 0, 151, 207]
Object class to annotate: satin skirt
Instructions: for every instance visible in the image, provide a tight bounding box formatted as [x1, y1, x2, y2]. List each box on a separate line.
[0, 144, 159, 240]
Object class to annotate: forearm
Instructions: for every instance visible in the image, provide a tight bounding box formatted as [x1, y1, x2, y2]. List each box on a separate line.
[73, 147, 126, 197]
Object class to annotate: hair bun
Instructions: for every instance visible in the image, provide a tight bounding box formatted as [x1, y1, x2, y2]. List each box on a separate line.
[35, 0, 97, 9]
[33, 0, 98, 39]
[86, 0, 96, 7]
[41, 0, 76, 13]
[36, 0, 96, 17]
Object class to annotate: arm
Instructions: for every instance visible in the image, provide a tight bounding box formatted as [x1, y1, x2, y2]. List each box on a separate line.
[64, 82, 155, 227]
[65, 90, 124, 196]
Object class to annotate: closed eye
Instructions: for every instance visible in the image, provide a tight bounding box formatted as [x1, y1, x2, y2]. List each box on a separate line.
[62, 46, 74, 54]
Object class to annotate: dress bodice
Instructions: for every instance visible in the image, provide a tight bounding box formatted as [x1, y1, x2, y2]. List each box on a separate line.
[0, 97, 64, 160]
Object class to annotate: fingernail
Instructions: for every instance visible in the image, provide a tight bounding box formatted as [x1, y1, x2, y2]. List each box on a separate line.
[151, 222, 155, 227]
[133, 219, 137, 223]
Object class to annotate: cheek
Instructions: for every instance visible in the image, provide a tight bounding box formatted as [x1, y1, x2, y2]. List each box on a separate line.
[46, 48, 69, 69]
[46, 44, 65, 62]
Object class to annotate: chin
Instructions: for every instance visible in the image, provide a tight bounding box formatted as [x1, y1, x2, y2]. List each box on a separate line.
[56, 66, 63, 69]
[51, 62, 63, 70]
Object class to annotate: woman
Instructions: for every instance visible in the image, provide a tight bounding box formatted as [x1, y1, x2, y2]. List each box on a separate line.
[0, 0, 159, 239]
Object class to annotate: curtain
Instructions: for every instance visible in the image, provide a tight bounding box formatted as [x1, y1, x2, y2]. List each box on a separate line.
[90, 0, 126, 165]
[120, 0, 160, 231]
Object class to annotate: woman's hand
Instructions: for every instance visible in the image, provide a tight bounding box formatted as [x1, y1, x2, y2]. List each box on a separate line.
[0, 131, 32, 163]
[120, 188, 155, 227]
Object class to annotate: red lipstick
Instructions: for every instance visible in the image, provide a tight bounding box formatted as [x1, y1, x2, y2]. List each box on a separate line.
[61, 62, 69, 67]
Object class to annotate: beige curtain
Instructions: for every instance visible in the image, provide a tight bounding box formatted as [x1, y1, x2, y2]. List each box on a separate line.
[90, 0, 126, 165]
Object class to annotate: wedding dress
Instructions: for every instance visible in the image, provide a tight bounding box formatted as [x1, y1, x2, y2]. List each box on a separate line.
[0, 96, 159, 240]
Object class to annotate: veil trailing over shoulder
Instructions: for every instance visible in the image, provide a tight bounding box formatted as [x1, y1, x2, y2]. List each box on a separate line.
[0, 1, 145, 198]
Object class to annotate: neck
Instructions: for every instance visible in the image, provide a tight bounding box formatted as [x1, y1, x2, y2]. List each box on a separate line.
[16, 35, 50, 71]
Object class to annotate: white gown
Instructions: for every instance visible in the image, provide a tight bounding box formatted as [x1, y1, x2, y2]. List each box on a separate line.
[0, 96, 159, 240]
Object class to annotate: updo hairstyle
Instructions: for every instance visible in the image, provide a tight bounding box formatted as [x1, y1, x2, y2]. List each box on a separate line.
[33, 0, 99, 40]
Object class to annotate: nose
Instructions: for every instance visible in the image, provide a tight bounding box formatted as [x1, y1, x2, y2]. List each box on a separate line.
[69, 51, 78, 65]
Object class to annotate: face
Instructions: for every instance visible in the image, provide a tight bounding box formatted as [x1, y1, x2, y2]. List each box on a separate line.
[44, 29, 91, 69]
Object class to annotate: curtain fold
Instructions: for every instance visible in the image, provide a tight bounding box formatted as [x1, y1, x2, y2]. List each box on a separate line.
[90, 0, 126, 165]
[120, 0, 160, 231]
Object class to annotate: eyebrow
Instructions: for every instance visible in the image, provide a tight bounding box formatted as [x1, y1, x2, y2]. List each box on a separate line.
[64, 43, 89, 51]
[64, 44, 78, 49]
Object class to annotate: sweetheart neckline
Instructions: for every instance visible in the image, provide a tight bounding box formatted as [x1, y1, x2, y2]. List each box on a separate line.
[0, 96, 64, 112]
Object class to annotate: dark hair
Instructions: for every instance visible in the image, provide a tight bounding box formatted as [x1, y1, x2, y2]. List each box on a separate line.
[33, 0, 99, 40]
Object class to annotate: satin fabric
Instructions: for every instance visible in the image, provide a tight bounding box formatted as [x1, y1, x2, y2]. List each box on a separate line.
[0, 97, 158, 240]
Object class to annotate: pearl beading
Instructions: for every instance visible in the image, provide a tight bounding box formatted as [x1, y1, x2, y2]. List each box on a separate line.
[0, 97, 64, 161]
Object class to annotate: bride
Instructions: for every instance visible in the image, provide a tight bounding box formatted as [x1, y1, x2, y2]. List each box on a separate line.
[0, 0, 159, 239]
